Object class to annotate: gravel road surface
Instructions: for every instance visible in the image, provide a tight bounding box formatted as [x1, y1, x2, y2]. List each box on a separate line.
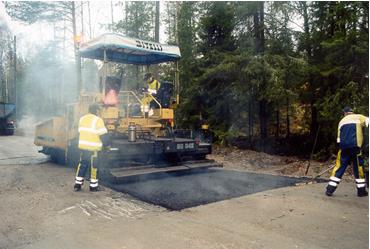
[0, 134, 368, 249]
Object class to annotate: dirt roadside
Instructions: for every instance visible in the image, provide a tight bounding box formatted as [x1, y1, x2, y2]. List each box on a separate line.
[0, 135, 368, 249]
[210, 146, 338, 179]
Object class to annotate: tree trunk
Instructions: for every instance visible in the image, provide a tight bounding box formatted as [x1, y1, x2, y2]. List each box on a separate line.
[175, 2, 179, 44]
[135, 66, 139, 89]
[285, 58, 290, 138]
[259, 99, 268, 139]
[329, 2, 335, 37]
[258, 2, 268, 140]
[301, 1, 317, 137]
[286, 96, 290, 138]
[72, 2, 81, 97]
[259, 2, 265, 53]
[310, 102, 318, 137]
[301, 2, 311, 58]
[276, 107, 279, 138]
[125, 2, 128, 34]
[81, 2, 84, 37]
[0, 48, 4, 103]
[72, 2, 77, 56]
[155, 2, 160, 42]
[253, 8, 260, 52]
[361, 2, 369, 33]
[111, 1, 114, 25]
[153, 1, 160, 78]
[87, 2, 92, 38]
[13, 36, 16, 117]
[248, 100, 253, 138]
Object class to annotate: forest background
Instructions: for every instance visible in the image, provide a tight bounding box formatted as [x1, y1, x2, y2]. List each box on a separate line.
[0, 1, 368, 159]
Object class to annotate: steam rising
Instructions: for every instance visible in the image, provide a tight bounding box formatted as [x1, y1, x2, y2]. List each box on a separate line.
[0, 2, 12, 33]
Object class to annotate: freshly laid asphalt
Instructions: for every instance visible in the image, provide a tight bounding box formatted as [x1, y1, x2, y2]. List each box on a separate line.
[109, 169, 305, 210]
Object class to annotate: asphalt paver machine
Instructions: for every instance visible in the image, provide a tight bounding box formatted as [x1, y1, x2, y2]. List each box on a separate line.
[34, 33, 221, 182]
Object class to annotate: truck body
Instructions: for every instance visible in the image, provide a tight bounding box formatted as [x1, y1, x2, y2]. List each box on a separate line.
[0, 102, 15, 135]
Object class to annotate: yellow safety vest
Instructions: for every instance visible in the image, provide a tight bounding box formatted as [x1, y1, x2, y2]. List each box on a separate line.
[78, 113, 108, 151]
[148, 79, 160, 94]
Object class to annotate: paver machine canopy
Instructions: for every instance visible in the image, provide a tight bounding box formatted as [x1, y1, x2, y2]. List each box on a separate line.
[79, 33, 181, 64]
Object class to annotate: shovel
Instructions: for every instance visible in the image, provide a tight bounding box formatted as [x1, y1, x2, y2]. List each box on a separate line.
[296, 164, 335, 186]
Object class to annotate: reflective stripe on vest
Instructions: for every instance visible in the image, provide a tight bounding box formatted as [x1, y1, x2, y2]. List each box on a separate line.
[78, 127, 108, 135]
[79, 140, 103, 147]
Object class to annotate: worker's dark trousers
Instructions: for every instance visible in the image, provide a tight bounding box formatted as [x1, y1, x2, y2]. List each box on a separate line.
[327, 147, 366, 194]
[75, 150, 99, 189]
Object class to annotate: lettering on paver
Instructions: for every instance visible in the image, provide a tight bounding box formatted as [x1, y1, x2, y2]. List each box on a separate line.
[136, 40, 163, 51]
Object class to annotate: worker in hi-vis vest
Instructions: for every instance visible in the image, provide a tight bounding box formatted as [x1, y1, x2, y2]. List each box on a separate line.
[326, 106, 369, 197]
[141, 73, 161, 115]
[74, 104, 109, 192]
[145, 72, 161, 95]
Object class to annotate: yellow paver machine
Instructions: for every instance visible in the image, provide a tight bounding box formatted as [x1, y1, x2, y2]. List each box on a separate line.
[34, 33, 221, 181]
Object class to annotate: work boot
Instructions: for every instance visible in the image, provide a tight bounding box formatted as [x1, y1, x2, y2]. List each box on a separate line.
[357, 188, 368, 197]
[325, 185, 336, 196]
[74, 184, 82, 192]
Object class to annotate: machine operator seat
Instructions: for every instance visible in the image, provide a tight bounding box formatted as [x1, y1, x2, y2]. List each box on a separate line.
[150, 81, 174, 109]
[127, 82, 174, 116]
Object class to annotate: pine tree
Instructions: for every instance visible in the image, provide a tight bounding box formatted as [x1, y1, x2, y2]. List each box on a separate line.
[114, 2, 155, 40]
[195, 2, 238, 139]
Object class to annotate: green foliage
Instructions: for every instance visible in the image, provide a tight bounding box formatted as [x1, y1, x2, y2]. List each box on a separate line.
[113, 2, 155, 40]
[175, 1, 368, 156]
[4, 1, 69, 24]
[303, 1, 368, 154]
[162, 2, 178, 44]
[198, 2, 236, 53]
[181, 2, 239, 137]
[213, 129, 239, 146]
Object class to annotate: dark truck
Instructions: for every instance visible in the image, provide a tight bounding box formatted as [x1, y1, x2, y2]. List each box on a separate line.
[0, 102, 15, 135]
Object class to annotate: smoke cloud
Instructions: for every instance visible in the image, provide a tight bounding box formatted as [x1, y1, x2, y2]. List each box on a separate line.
[0, 2, 12, 34]
[16, 44, 101, 133]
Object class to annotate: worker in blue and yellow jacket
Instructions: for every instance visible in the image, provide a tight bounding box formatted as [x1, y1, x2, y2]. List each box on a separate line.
[74, 104, 109, 192]
[326, 107, 369, 197]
